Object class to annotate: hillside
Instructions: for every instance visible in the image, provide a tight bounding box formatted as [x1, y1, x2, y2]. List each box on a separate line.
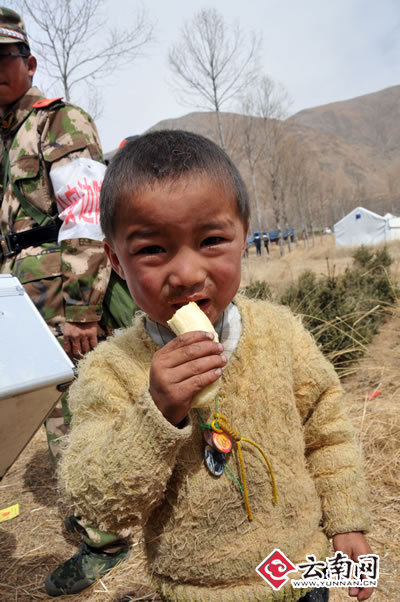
[105, 85, 400, 229]
[288, 85, 400, 151]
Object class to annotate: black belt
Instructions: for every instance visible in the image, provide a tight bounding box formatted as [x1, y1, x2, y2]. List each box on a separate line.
[0, 219, 62, 258]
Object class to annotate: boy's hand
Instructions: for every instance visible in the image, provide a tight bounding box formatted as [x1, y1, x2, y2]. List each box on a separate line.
[332, 531, 375, 600]
[149, 331, 226, 426]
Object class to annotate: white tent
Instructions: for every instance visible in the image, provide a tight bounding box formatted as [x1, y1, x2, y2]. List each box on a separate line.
[334, 207, 390, 247]
[384, 213, 400, 240]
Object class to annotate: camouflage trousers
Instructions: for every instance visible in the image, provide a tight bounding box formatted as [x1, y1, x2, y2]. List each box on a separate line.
[44, 270, 138, 466]
[45, 390, 72, 467]
[66, 516, 123, 549]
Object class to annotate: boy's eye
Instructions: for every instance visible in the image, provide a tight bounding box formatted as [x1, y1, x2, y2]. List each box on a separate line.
[201, 236, 225, 247]
[135, 245, 165, 255]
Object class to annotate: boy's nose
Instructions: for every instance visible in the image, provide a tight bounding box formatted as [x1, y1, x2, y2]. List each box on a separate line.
[168, 249, 206, 289]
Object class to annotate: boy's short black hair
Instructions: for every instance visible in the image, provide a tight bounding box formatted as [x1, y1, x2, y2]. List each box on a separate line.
[100, 129, 250, 241]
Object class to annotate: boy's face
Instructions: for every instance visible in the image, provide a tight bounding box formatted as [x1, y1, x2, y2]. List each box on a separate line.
[104, 175, 249, 327]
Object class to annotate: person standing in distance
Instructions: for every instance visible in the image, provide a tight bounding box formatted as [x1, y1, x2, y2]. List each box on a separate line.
[254, 231, 261, 256]
[263, 231, 270, 254]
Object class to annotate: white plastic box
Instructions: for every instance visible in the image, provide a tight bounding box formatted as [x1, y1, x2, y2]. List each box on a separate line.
[0, 274, 74, 479]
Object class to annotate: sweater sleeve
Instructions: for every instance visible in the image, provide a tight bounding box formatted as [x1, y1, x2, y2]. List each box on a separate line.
[291, 314, 370, 538]
[58, 340, 193, 535]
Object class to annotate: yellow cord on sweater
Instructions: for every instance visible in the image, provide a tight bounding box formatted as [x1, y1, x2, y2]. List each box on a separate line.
[211, 413, 278, 521]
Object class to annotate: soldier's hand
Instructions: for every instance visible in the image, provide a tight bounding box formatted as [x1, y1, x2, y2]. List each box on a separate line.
[63, 321, 98, 360]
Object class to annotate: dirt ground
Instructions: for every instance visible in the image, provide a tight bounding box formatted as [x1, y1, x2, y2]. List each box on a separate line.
[1, 236, 399, 601]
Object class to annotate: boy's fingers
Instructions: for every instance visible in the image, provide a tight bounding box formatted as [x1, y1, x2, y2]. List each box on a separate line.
[170, 353, 227, 383]
[168, 330, 215, 348]
[158, 338, 224, 368]
[358, 587, 374, 600]
[150, 353, 224, 400]
[173, 341, 224, 366]
[179, 367, 223, 399]
[348, 585, 374, 600]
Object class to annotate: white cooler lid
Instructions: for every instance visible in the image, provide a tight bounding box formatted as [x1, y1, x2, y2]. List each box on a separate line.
[0, 274, 74, 398]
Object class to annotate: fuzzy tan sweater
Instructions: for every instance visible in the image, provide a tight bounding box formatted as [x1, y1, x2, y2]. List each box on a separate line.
[59, 295, 369, 601]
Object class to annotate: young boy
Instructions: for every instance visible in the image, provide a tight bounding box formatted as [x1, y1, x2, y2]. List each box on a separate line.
[52, 131, 373, 601]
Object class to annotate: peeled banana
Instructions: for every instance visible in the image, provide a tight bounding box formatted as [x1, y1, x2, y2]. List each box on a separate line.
[167, 302, 220, 407]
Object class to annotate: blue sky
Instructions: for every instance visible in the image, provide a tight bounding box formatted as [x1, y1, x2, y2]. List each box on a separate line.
[16, 0, 400, 152]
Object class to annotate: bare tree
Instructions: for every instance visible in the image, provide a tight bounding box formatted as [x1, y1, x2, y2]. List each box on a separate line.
[305, 178, 316, 247]
[238, 93, 266, 236]
[168, 7, 260, 148]
[278, 141, 295, 253]
[386, 159, 400, 214]
[255, 76, 291, 256]
[14, 0, 154, 113]
[324, 177, 341, 228]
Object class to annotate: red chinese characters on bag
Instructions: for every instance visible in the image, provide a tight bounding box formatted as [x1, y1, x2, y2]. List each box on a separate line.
[50, 158, 106, 242]
[56, 178, 102, 226]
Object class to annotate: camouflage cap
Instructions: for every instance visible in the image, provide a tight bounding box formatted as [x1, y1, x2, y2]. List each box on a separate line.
[0, 7, 29, 46]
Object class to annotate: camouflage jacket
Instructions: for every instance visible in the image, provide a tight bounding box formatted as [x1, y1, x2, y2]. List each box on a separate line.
[0, 87, 111, 335]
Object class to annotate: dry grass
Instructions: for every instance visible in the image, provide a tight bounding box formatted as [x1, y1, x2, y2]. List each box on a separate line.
[0, 437, 158, 601]
[1, 235, 399, 600]
[328, 304, 400, 601]
[241, 235, 400, 296]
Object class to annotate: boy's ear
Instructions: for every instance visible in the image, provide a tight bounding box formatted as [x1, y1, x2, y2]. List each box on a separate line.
[103, 239, 126, 280]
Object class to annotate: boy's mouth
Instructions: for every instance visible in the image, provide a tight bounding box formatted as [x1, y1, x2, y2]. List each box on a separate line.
[171, 298, 210, 311]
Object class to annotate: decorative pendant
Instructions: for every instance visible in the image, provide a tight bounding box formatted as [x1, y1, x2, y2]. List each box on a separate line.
[204, 428, 232, 453]
[204, 444, 226, 476]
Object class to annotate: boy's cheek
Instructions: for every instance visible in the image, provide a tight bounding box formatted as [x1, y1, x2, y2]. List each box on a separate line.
[136, 271, 159, 292]
[217, 261, 242, 284]
[128, 273, 161, 305]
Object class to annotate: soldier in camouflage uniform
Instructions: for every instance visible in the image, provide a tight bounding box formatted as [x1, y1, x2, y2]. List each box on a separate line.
[0, 7, 135, 464]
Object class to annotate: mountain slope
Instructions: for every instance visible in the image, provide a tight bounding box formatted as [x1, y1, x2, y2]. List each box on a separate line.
[288, 85, 400, 153]
[149, 94, 397, 201]
[105, 85, 400, 225]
